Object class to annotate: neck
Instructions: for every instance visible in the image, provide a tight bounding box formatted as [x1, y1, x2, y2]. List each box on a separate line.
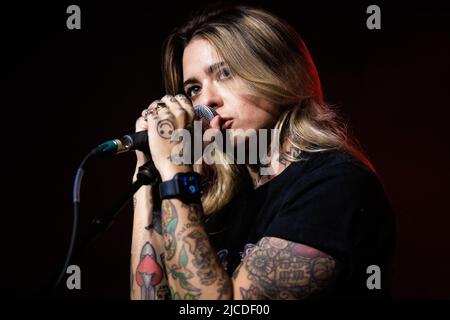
[246, 142, 301, 188]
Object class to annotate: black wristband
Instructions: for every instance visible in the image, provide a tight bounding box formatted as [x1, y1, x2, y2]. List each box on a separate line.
[159, 172, 203, 203]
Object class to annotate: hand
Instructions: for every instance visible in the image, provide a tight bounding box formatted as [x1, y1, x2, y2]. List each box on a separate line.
[135, 106, 151, 167]
[142, 94, 195, 180]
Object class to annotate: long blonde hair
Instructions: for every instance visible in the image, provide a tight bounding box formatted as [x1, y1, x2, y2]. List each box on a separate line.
[162, 5, 375, 215]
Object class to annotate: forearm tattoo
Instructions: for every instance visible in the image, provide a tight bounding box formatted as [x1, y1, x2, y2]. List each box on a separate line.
[181, 203, 220, 286]
[135, 242, 164, 300]
[162, 200, 178, 261]
[162, 200, 230, 299]
[240, 237, 336, 300]
[163, 200, 201, 299]
[184, 230, 218, 286]
[216, 269, 231, 299]
[167, 244, 202, 300]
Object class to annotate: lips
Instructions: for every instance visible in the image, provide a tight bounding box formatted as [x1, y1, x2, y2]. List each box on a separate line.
[221, 119, 234, 130]
[208, 115, 234, 130]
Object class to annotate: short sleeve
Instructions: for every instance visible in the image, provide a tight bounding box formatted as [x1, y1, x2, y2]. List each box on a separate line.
[263, 161, 391, 263]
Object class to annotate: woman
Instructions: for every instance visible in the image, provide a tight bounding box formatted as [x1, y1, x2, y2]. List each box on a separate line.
[130, 5, 394, 300]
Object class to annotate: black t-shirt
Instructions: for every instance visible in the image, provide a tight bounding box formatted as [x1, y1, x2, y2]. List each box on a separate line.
[204, 150, 395, 299]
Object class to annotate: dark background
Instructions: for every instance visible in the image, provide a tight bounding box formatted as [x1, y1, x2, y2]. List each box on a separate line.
[2, 0, 450, 299]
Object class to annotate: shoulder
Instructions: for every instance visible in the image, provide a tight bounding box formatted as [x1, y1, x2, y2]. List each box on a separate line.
[292, 150, 376, 181]
[262, 150, 394, 259]
[283, 150, 383, 200]
[275, 150, 392, 222]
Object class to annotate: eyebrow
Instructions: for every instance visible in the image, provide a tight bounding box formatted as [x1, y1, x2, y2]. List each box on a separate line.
[183, 61, 226, 89]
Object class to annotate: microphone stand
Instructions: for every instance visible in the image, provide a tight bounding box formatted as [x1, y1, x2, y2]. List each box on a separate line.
[77, 160, 161, 257]
[44, 159, 161, 295]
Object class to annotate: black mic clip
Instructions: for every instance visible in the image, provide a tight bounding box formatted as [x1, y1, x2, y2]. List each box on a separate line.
[137, 159, 161, 186]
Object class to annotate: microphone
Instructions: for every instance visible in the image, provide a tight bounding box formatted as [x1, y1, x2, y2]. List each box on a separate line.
[93, 105, 217, 155]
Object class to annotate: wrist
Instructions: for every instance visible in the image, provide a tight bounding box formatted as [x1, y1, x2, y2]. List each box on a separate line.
[159, 171, 203, 204]
[135, 150, 149, 167]
[159, 164, 193, 181]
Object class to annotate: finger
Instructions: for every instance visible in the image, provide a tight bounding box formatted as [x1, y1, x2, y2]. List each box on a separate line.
[146, 99, 174, 139]
[135, 108, 150, 131]
[161, 95, 187, 126]
[146, 99, 167, 121]
[135, 116, 149, 132]
[148, 99, 163, 109]
[146, 99, 166, 118]
[209, 115, 221, 129]
[174, 94, 195, 124]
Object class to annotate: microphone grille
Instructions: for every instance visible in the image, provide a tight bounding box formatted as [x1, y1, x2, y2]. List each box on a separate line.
[193, 105, 217, 124]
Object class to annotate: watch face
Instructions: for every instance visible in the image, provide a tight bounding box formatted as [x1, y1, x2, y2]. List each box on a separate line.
[178, 174, 201, 195]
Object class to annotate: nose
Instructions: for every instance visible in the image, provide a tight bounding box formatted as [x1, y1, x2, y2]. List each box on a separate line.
[196, 82, 223, 113]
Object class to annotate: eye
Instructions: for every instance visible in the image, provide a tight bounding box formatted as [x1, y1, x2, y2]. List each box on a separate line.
[217, 67, 232, 80]
[186, 85, 201, 98]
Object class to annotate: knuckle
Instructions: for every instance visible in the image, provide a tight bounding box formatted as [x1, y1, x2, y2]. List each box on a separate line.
[173, 108, 186, 119]
[175, 106, 186, 114]
[135, 119, 148, 130]
[176, 94, 192, 106]
[160, 110, 173, 118]
[149, 99, 161, 108]
[175, 94, 187, 100]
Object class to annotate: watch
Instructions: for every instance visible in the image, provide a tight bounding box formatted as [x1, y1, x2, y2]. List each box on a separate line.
[159, 172, 203, 203]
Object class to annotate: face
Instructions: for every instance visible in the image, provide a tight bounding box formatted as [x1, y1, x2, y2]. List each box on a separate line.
[182, 38, 280, 135]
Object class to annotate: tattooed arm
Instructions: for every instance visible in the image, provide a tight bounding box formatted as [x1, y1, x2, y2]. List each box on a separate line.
[130, 163, 171, 300]
[160, 201, 337, 301]
[161, 199, 232, 300]
[130, 94, 232, 299]
[157, 172, 336, 300]
[232, 237, 338, 299]
[159, 200, 337, 300]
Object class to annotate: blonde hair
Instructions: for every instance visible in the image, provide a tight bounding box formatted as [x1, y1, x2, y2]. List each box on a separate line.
[162, 5, 375, 215]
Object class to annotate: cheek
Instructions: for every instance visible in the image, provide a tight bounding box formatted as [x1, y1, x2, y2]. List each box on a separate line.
[221, 86, 278, 129]
[239, 105, 278, 130]
[236, 94, 278, 128]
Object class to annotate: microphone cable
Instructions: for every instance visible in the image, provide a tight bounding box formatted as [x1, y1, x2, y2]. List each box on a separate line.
[52, 148, 96, 290]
